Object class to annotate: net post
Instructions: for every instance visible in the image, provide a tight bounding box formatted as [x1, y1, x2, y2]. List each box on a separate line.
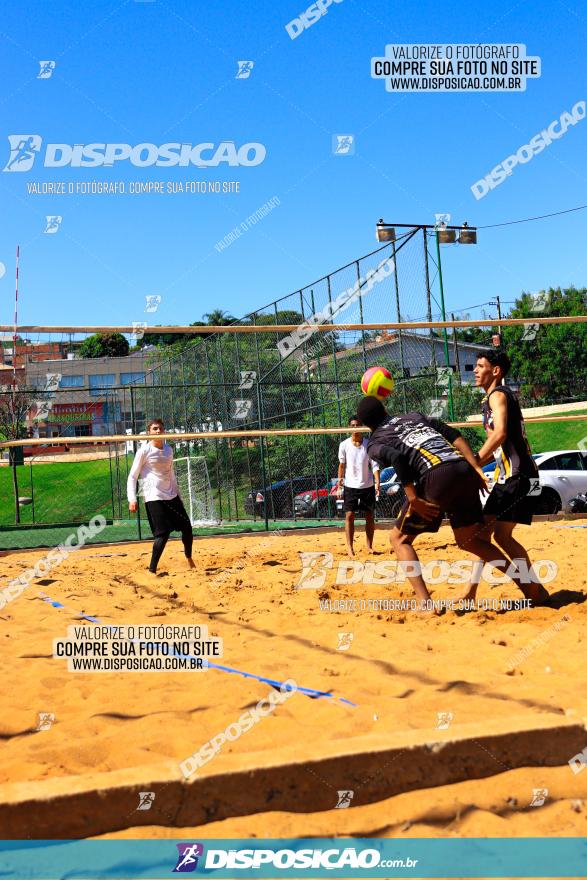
[256, 379, 269, 532]
[186, 457, 194, 524]
[130, 385, 142, 540]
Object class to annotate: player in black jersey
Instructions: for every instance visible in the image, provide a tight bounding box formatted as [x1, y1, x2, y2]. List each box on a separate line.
[460, 349, 550, 604]
[356, 395, 549, 611]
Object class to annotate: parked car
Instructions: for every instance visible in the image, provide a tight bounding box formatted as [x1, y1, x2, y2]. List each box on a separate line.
[480, 450, 587, 514]
[245, 475, 327, 519]
[533, 449, 587, 514]
[376, 466, 406, 519]
[331, 466, 406, 519]
[294, 478, 339, 518]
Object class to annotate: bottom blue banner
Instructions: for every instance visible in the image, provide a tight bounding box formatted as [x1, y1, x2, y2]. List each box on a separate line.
[0, 838, 586, 878]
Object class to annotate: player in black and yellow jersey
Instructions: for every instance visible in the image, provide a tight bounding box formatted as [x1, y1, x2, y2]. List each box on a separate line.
[461, 349, 549, 604]
[356, 395, 549, 611]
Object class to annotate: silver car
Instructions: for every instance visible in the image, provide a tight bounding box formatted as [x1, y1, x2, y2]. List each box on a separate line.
[480, 450, 587, 514]
[533, 449, 587, 514]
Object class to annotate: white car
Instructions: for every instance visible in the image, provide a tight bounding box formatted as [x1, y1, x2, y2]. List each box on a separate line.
[533, 449, 587, 514]
[480, 450, 587, 514]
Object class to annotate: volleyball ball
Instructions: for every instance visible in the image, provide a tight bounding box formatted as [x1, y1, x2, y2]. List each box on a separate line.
[360, 366, 394, 400]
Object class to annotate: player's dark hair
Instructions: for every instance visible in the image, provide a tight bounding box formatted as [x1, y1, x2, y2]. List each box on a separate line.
[356, 397, 387, 430]
[477, 349, 511, 378]
[148, 417, 164, 430]
[348, 415, 361, 425]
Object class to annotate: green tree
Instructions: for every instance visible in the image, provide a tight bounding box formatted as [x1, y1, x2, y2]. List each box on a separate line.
[0, 386, 48, 523]
[501, 287, 587, 404]
[203, 309, 237, 325]
[79, 332, 129, 358]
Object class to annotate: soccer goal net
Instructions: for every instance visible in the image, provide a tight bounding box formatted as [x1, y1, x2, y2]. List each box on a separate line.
[173, 455, 218, 526]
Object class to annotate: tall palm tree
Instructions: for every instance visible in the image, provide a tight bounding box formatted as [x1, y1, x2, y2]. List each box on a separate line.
[203, 309, 236, 326]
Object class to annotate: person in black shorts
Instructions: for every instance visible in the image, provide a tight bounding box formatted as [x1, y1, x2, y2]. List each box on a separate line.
[337, 416, 380, 556]
[356, 396, 548, 611]
[127, 418, 195, 575]
[459, 349, 549, 604]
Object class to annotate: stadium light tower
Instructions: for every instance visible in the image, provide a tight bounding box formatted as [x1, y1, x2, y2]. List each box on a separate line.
[375, 220, 478, 420]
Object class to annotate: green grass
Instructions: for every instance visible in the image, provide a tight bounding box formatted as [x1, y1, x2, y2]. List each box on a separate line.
[464, 410, 587, 455]
[0, 457, 119, 526]
[0, 518, 343, 550]
[2, 408, 586, 548]
[526, 418, 587, 454]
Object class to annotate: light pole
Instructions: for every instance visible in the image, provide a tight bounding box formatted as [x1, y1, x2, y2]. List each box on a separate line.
[434, 226, 454, 419]
[489, 297, 502, 346]
[376, 221, 477, 421]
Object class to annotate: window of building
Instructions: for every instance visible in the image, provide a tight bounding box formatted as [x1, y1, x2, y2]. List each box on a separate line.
[89, 374, 116, 397]
[74, 425, 92, 437]
[120, 372, 146, 385]
[59, 374, 84, 388]
[465, 364, 474, 372]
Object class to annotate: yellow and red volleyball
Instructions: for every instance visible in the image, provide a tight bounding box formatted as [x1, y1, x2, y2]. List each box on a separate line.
[360, 366, 394, 400]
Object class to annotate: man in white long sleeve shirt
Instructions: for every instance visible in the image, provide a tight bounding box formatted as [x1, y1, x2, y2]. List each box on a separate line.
[337, 415, 380, 556]
[127, 418, 195, 574]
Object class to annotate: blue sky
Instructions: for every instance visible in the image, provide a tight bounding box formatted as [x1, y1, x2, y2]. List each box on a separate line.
[0, 0, 586, 332]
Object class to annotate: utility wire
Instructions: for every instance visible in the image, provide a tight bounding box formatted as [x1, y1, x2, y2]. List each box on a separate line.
[478, 203, 587, 230]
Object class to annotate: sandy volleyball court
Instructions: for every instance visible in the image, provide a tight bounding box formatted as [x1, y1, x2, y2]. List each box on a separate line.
[0, 521, 586, 841]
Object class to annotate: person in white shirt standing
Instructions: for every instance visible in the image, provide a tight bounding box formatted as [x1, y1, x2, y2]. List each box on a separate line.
[127, 418, 195, 574]
[337, 416, 380, 557]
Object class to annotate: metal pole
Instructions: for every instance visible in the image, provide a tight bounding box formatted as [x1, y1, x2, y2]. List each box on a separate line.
[451, 312, 462, 381]
[30, 458, 35, 524]
[301, 290, 321, 516]
[203, 339, 223, 523]
[355, 261, 368, 372]
[422, 228, 437, 374]
[326, 275, 343, 426]
[130, 385, 142, 540]
[108, 442, 116, 520]
[256, 379, 269, 532]
[310, 289, 330, 518]
[434, 229, 455, 420]
[391, 238, 408, 412]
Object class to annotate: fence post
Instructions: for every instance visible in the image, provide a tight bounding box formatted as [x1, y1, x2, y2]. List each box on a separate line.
[30, 458, 35, 524]
[355, 261, 368, 372]
[422, 228, 438, 375]
[434, 229, 455, 419]
[391, 238, 408, 412]
[130, 385, 142, 540]
[256, 379, 269, 532]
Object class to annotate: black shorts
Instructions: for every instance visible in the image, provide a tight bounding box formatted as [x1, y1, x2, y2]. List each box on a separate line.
[343, 486, 376, 514]
[145, 496, 192, 537]
[483, 474, 534, 525]
[396, 459, 484, 536]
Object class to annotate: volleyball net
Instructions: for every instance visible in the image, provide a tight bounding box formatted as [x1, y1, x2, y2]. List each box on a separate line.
[1, 327, 586, 549]
[1, 226, 586, 547]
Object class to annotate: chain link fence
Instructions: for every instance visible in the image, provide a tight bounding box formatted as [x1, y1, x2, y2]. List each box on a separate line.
[3, 229, 583, 547]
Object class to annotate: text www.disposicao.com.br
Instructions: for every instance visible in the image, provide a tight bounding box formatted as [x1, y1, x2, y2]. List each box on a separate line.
[70, 657, 203, 671]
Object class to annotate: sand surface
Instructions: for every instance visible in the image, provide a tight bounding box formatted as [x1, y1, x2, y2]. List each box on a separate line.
[1, 521, 586, 841]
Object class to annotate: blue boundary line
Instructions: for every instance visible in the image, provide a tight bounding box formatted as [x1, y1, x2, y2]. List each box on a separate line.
[38, 593, 358, 707]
